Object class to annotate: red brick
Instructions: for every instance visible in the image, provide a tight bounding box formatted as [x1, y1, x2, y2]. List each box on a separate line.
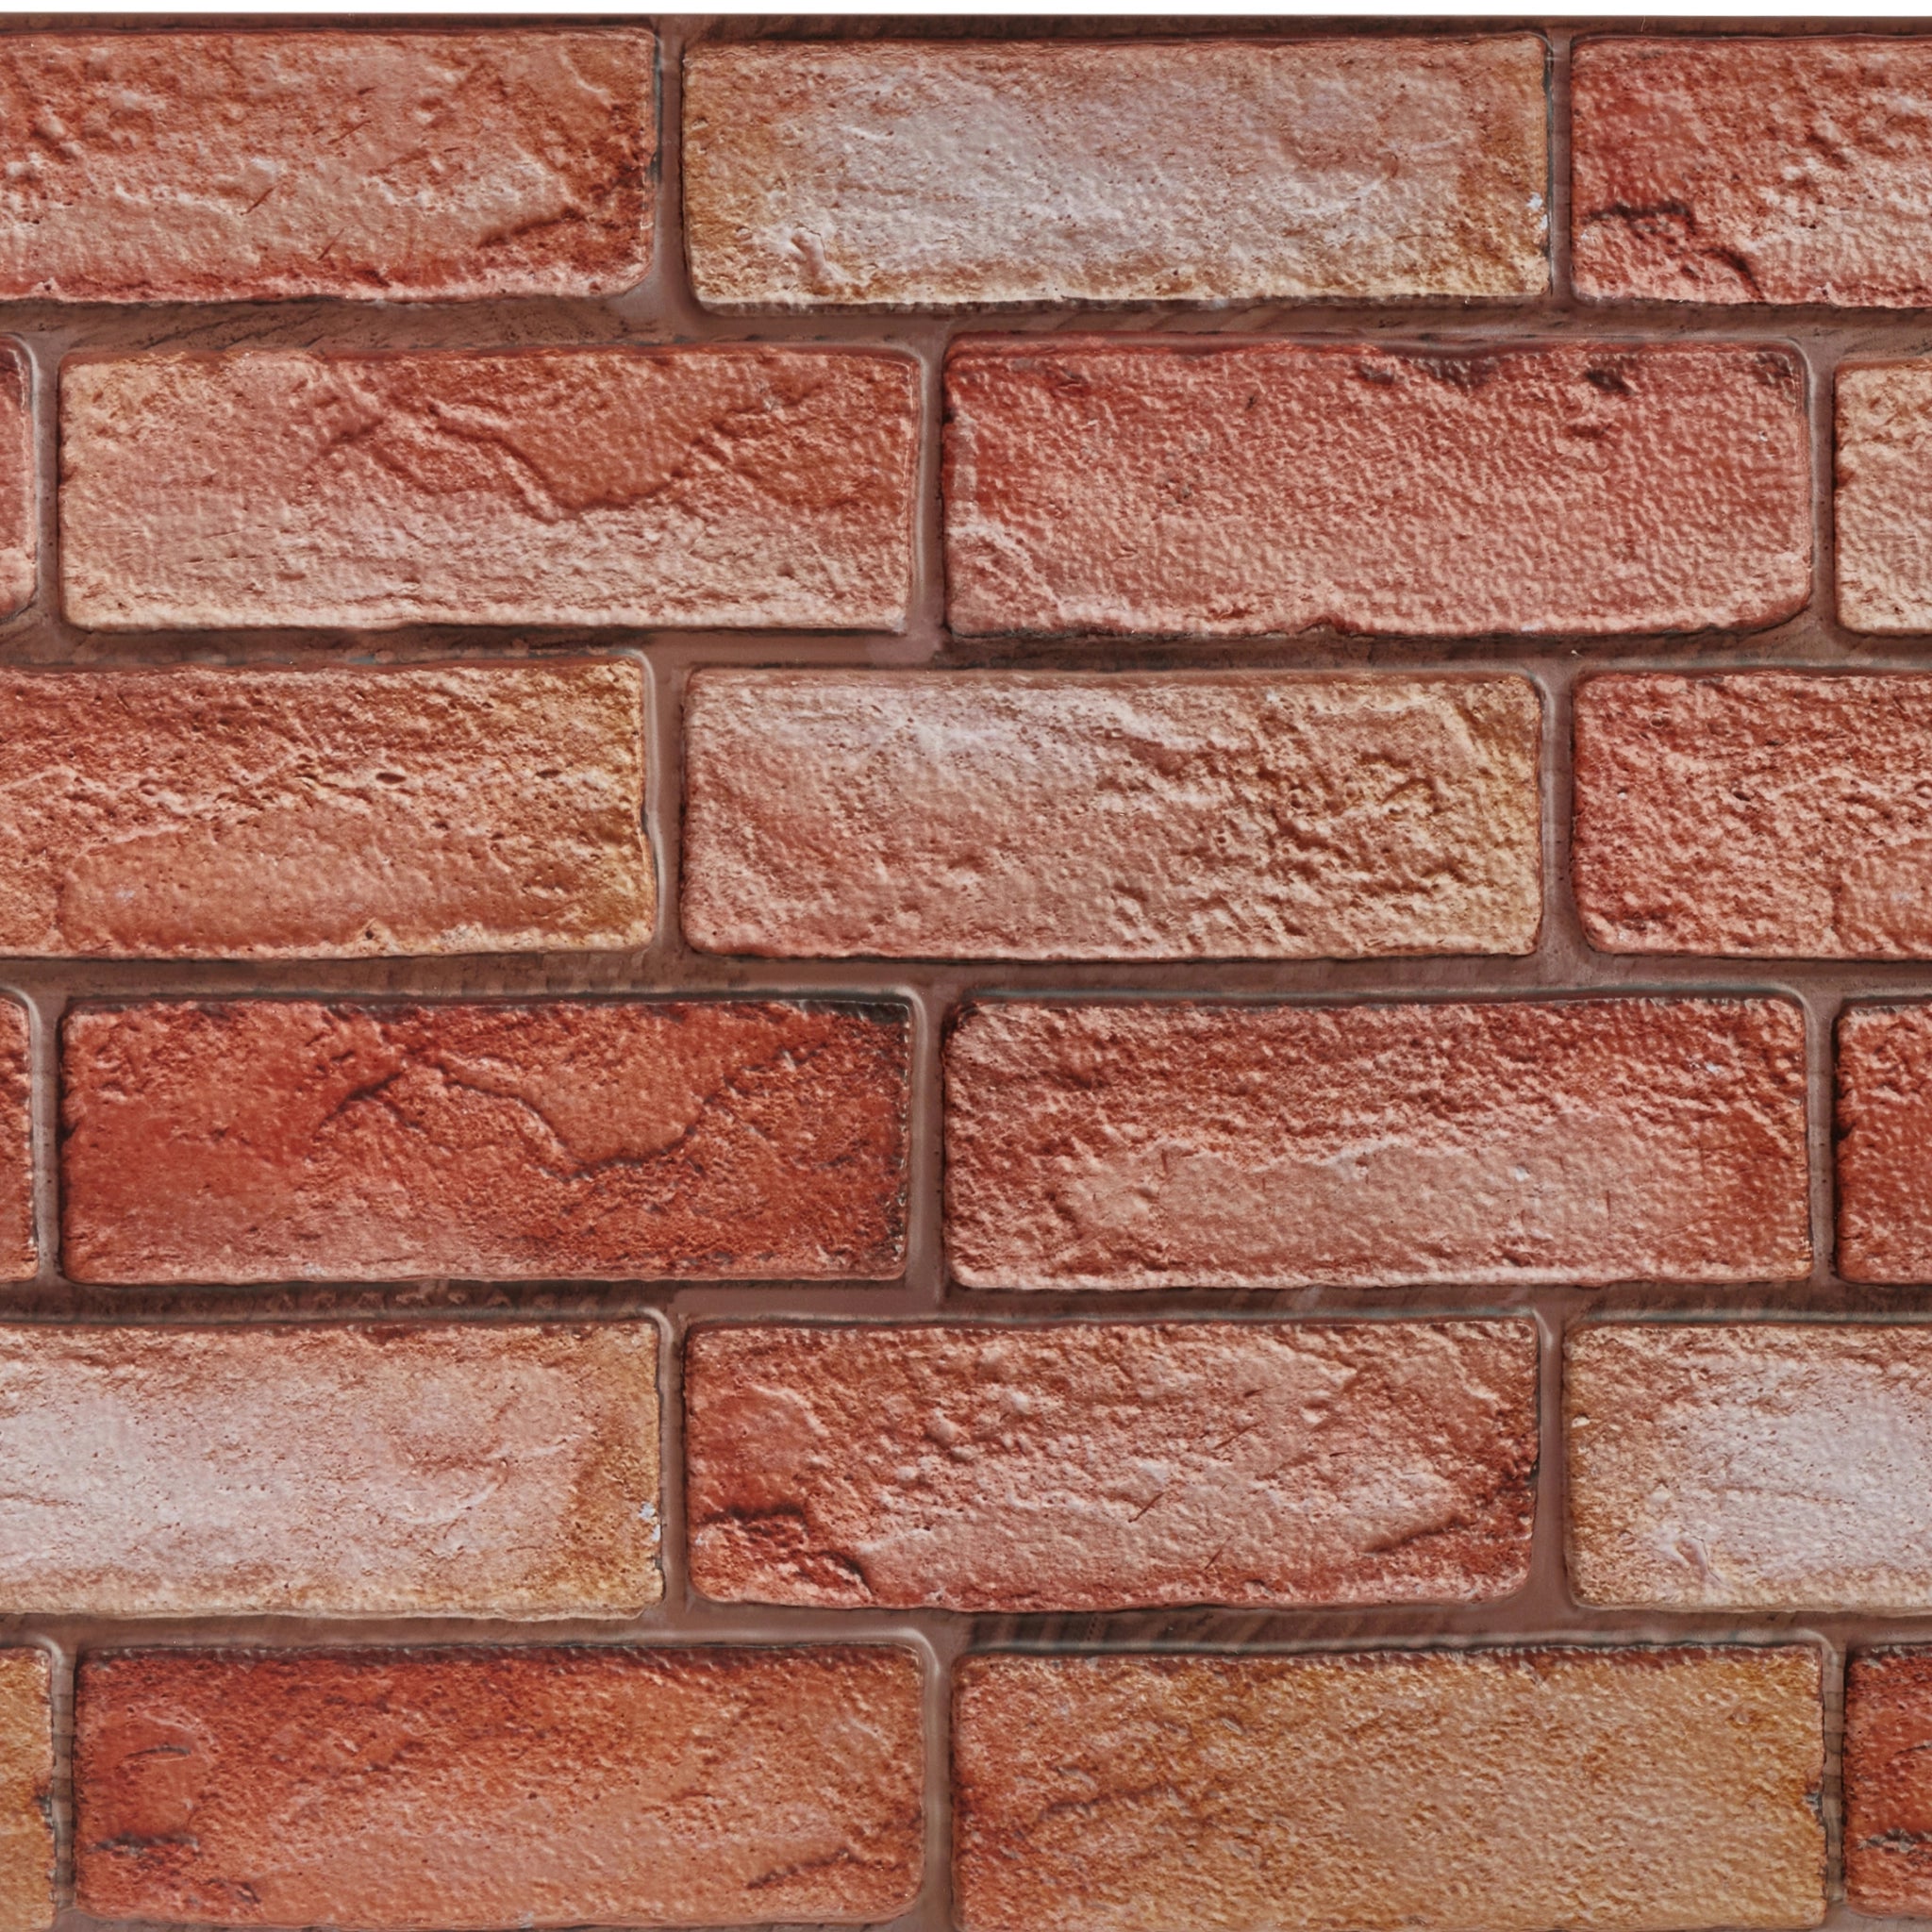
[943, 339, 1810, 639]
[954, 1648, 1825, 1932]
[1837, 362, 1932, 632]
[1835, 1005, 1932, 1282]
[1573, 673, 1932, 957]
[945, 998, 1809, 1290]
[0, 661, 649, 958]
[60, 1000, 908, 1285]
[0, 346, 30, 620]
[684, 37, 1546, 308]
[59, 348, 920, 632]
[0, 1323, 658, 1617]
[1569, 1323, 1932, 1609]
[683, 671, 1541, 960]
[1846, 1650, 1932, 1915]
[75, 1646, 924, 1930]
[0, 1653, 50, 1932]
[0, 1005, 29, 1285]
[0, 31, 654, 303]
[1574, 38, 1932, 307]
[685, 1319, 1536, 1610]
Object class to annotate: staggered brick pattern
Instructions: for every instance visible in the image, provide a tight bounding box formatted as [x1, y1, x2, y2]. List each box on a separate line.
[8, 20, 1932, 1932]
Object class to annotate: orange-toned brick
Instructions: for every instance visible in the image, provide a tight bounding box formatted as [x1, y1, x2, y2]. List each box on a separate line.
[0, 1005, 29, 1284]
[0, 31, 655, 303]
[76, 1646, 924, 1930]
[954, 1648, 1825, 1932]
[945, 998, 1810, 1291]
[60, 348, 920, 632]
[61, 1000, 908, 1284]
[0, 1323, 658, 1616]
[944, 339, 1810, 639]
[0, 1653, 50, 1932]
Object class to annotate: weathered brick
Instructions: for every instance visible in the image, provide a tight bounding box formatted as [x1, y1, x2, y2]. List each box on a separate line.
[0, 1006, 28, 1285]
[1574, 38, 1932, 307]
[0, 1653, 50, 1932]
[1838, 363, 1932, 632]
[1568, 1323, 1932, 1609]
[944, 339, 1810, 639]
[0, 346, 30, 619]
[945, 999, 1810, 1291]
[75, 1646, 924, 1930]
[0, 661, 649, 958]
[0, 1323, 658, 1616]
[61, 1000, 908, 1285]
[686, 1319, 1536, 1610]
[684, 37, 1546, 308]
[954, 1647, 1825, 1932]
[0, 31, 654, 303]
[683, 672, 1541, 960]
[60, 348, 919, 632]
[1573, 673, 1932, 957]
[1846, 1650, 1932, 1916]
[1836, 1005, 1932, 1282]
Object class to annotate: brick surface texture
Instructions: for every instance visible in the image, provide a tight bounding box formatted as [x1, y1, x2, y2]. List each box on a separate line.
[0, 31, 657, 303]
[954, 1648, 1826, 1932]
[946, 998, 1811, 1290]
[0, 20, 1926, 1932]
[685, 1319, 1537, 1610]
[75, 1646, 924, 1929]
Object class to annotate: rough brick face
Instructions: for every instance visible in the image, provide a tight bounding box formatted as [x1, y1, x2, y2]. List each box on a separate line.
[953, 1648, 1826, 1932]
[0, 31, 655, 303]
[75, 1646, 924, 1930]
[684, 672, 1541, 960]
[1846, 1650, 1932, 1916]
[0, 1654, 50, 1932]
[60, 1000, 908, 1284]
[685, 1319, 1537, 1611]
[59, 348, 920, 632]
[0, 661, 650, 958]
[1568, 1324, 1932, 1609]
[1574, 38, 1932, 307]
[943, 339, 1811, 639]
[944, 998, 1811, 1290]
[1573, 673, 1932, 957]
[0, 346, 31, 620]
[1836, 1005, 1932, 1282]
[684, 37, 1547, 308]
[1838, 363, 1932, 632]
[0, 1005, 30, 1285]
[0, 1323, 658, 1617]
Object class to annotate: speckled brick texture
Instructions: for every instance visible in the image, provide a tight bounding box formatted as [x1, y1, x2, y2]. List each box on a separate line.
[8, 20, 1932, 1932]
[75, 1646, 924, 1929]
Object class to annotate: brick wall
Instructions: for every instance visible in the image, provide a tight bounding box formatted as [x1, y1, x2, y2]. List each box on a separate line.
[11, 15, 1932, 1932]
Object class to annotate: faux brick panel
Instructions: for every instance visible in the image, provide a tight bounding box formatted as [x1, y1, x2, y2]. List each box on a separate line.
[1836, 1005, 1932, 1282]
[0, 1654, 50, 1932]
[0, 1006, 28, 1285]
[1846, 1650, 1932, 1916]
[0, 1323, 658, 1617]
[1573, 673, 1932, 957]
[944, 999, 1810, 1291]
[59, 348, 920, 632]
[943, 339, 1811, 639]
[1568, 1324, 1932, 1609]
[0, 31, 655, 303]
[60, 1000, 908, 1284]
[1839, 363, 1932, 632]
[1574, 38, 1932, 307]
[0, 661, 650, 958]
[75, 1646, 924, 1930]
[685, 1319, 1537, 1610]
[684, 37, 1547, 308]
[683, 672, 1541, 960]
[0, 347, 30, 620]
[953, 1648, 1826, 1932]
